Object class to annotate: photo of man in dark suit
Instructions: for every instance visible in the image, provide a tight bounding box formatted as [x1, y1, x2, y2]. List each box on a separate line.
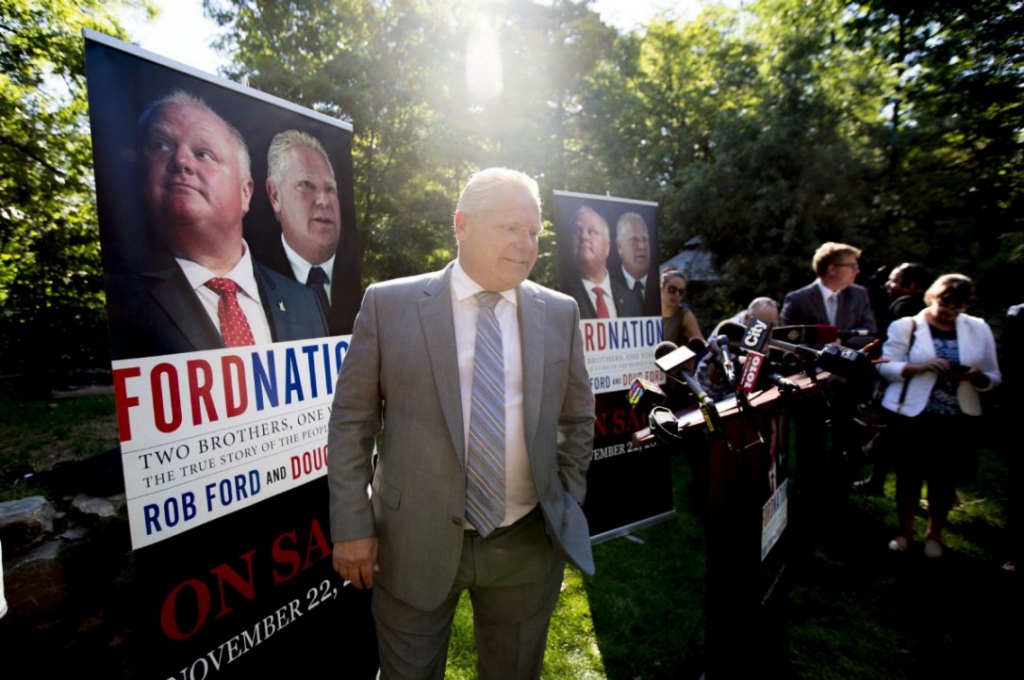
[328, 168, 595, 680]
[105, 91, 327, 360]
[566, 205, 643, 320]
[263, 129, 340, 320]
[612, 211, 659, 315]
[780, 241, 877, 349]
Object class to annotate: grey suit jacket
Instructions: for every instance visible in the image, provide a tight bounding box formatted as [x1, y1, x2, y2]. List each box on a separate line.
[567, 276, 644, 320]
[106, 255, 329, 360]
[327, 263, 596, 611]
[780, 282, 877, 349]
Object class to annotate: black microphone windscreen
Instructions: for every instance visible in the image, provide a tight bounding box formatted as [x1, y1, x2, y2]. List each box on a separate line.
[686, 337, 707, 354]
[714, 321, 747, 343]
[654, 340, 679, 360]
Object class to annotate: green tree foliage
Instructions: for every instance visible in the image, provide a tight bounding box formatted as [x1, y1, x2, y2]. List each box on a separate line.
[846, 0, 1024, 312]
[0, 0, 148, 385]
[4, 0, 1020, 382]
[206, 0, 614, 288]
[207, 0, 471, 284]
[582, 0, 1023, 318]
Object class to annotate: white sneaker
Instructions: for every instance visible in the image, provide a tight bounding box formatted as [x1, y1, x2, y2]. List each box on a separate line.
[888, 536, 909, 552]
[924, 539, 943, 559]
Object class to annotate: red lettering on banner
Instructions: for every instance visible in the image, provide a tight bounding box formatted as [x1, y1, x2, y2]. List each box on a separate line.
[222, 355, 248, 417]
[304, 518, 332, 569]
[160, 519, 337, 640]
[161, 578, 211, 641]
[608, 407, 644, 436]
[583, 321, 609, 352]
[211, 549, 258, 619]
[290, 446, 328, 480]
[113, 366, 142, 441]
[592, 407, 645, 446]
[188, 359, 216, 426]
[271, 531, 301, 585]
[152, 363, 183, 433]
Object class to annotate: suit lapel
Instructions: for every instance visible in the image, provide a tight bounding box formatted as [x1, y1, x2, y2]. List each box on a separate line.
[419, 265, 467, 467]
[835, 287, 850, 328]
[146, 265, 223, 351]
[253, 264, 282, 340]
[809, 286, 828, 325]
[518, 283, 545, 451]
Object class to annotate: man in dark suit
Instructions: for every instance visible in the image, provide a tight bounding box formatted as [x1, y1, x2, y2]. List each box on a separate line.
[258, 129, 360, 336]
[883, 262, 928, 330]
[780, 241, 877, 348]
[328, 168, 595, 680]
[781, 242, 877, 502]
[265, 130, 339, 318]
[106, 91, 327, 360]
[567, 205, 643, 320]
[612, 212, 660, 316]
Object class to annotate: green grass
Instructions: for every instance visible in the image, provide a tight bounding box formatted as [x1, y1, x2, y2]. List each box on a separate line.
[444, 430, 1017, 679]
[0, 385, 119, 501]
[2, 386, 1017, 679]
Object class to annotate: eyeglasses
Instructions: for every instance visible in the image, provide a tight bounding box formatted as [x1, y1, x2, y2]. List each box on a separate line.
[834, 262, 860, 271]
[936, 298, 967, 310]
[666, 285, 686, 295]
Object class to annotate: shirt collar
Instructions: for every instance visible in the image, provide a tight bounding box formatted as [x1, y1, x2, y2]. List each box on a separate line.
[281, 234, 335, 285]
[451, 260, 518, 307]
[622, 267, 646, 290]
[176, 240, 260, 301]
[816, 279, 840, 299]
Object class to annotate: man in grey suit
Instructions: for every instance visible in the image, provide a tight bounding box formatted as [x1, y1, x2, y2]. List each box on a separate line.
[328, 168, 595, 680]
[106, 91, 327, 359]
[780, 241, 877, 349]
[567, 205, 643, 320]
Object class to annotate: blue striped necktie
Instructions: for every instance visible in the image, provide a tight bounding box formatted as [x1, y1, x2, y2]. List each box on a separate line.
[465, 291, 506, 537]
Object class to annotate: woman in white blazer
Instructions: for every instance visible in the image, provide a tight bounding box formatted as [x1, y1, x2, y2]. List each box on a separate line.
[877, 274, 1001, 558]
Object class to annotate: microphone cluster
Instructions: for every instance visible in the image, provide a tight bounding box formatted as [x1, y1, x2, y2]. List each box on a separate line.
[628, 318, 878, 443]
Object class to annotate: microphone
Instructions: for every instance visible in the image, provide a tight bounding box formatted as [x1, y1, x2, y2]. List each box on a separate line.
[711, 319, 747, 345]
[654, 340, 696, 374]
[654, 341, 724, 433]
[773, 325, 873, 344]
[718, 319, 820, 362]
[737, 347, 766, 393]
[706, 333, 738, 388]
[627, 377, 667, 412]
[721, 319, 875, 381]
[762, 371, 799, 392]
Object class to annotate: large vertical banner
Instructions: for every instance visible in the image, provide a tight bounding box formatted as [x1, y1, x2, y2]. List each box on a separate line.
[84, 31, 377, 678]
[552, 191, 674, 539]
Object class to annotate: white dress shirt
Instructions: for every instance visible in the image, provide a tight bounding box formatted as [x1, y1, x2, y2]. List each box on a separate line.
[175, 241, 273, 346]
[580, 271, 618, 318]
[816, 279, 839, 325]
[282, 234, 335, 303]
[450, 260, 537, 528]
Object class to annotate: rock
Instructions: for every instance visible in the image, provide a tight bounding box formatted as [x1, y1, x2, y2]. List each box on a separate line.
[2, 539, 67, 618]
[71, 494, 118, 520]
[0, 496, 56, 554]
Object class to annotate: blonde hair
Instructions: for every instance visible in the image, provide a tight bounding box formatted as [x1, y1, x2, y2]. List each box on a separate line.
[267, 129, 334, 187]
[812, 242, 861, 277]
[456, 168, 541, 220]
